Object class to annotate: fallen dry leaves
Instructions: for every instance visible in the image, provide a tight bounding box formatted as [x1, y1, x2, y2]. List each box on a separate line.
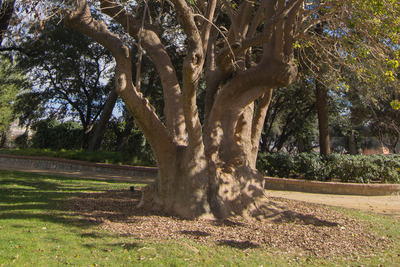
[65, 189, 391, 258]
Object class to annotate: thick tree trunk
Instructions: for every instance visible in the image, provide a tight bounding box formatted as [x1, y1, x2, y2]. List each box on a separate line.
[138, 146, 211, 219]
[316, 79, 331, 156]
[139, 143, 283, 220]
[88, 89, 118, 151]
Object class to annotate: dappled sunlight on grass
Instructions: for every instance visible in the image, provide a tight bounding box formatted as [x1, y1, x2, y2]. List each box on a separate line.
[0, 170, 134, 226]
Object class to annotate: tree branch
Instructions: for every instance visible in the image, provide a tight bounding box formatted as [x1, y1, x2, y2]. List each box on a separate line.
[171, 0, 205, 153]
[65, 0, 174, 158]
[99, 0, 187, 145]
[250, 89, 273, 166]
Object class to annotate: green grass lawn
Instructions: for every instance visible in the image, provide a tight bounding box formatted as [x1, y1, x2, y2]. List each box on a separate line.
[1, 170, 399, 266]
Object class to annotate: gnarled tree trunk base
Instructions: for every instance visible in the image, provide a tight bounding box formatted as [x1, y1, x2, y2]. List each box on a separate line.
[138, 163, 287, 221]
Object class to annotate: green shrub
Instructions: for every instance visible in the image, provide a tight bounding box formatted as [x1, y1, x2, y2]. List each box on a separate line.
[294, 153, 331, 181]
[257, 152, 400, 184]
[257, 152, 296, 178]
[30, 119, 83, 150]
[14, 133, 29, 149]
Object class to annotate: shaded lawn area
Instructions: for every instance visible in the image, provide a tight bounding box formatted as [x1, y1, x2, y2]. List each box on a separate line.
[0, 170, 138, 266]
[0, 170, 400, 266]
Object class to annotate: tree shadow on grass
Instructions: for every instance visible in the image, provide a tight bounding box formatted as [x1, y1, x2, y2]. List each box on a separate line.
[181, 230, 211, 237]
[82, 241, 140, 251]
[275, 210, 340, 227]
[217, 240, 260, 249]
[0, 170, 134, 227]
[110, 242, 139, 251]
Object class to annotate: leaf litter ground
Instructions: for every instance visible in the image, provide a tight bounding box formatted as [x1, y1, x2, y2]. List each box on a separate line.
[65, 188, 391, 259]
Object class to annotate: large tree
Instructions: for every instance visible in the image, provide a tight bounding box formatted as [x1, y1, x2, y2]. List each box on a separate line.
[59, 0, 399, 219]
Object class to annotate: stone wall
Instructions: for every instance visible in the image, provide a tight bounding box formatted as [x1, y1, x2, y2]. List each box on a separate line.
[264, 177, 400, 196]
[0, 154, 158, 179]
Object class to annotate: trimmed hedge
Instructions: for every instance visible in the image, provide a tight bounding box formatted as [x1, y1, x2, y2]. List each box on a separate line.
[257, 152, 400, 184]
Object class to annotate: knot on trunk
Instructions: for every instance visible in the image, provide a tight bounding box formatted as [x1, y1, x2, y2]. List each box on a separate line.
[257, 57, 298, 88]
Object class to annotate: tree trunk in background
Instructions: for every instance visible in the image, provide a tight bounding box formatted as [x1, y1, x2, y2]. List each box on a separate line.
[316, 79, 331, 156]
[88, 89, 119, 151]
[0, 131, 6, 148]
[0, 0, 15, 43]
[348, 130, 357, 155]
[298, 136, 305, 153]
[116, 115, 134, 152]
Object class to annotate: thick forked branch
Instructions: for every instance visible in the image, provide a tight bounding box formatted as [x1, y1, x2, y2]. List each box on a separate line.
[247, 0, 272, 39]
[284, 0, 302, 56]
[215, 0, 303, 74]
[171, 0, 205, 153]
[199, 0, 217, 53]
[207, 0, 301, 164]
[65, 0, 174, 158]
[249, 89, 273, 167]
[206, 58, 297, 163]
[99, 0, 187, 145]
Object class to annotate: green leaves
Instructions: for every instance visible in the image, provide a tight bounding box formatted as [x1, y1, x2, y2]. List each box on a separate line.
[0, 55, 27, 134]
[390, 100, 400, 111]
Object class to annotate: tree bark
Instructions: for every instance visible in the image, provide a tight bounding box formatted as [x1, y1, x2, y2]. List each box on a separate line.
[348, 130, 357, 155]
[88, 89, 118, 151]
[316, 78, 331, 156]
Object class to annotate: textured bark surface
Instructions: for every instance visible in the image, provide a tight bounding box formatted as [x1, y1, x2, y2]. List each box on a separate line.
[65, 0, 302, 219]
[316, 79, 331, 156]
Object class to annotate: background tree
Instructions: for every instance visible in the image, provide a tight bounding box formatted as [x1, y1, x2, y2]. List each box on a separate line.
[0, 54, 26, 147]
[345, 58, 400, 153]
[0, 0, 15, 43]
[59, 0, 400, 220]
[18, 18, 115, 148]
[260, 79, 318, 153]
[293, 1, 400, 155]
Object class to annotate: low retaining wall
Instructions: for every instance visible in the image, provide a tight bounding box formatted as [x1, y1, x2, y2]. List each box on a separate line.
[0, 154, 158, 179]
[1, 154, 399, 196]
[265, 177, 400, 196]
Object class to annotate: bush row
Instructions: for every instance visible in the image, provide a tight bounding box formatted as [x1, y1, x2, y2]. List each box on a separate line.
[257, 152, 400, 184]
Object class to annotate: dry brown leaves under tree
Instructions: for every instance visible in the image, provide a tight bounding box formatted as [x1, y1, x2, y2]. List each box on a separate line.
[65, 188, 391, 258]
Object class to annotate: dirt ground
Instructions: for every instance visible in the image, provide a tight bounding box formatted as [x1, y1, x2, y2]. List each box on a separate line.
[66, 190, 394, 258]
[268, 190, 400, 219]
